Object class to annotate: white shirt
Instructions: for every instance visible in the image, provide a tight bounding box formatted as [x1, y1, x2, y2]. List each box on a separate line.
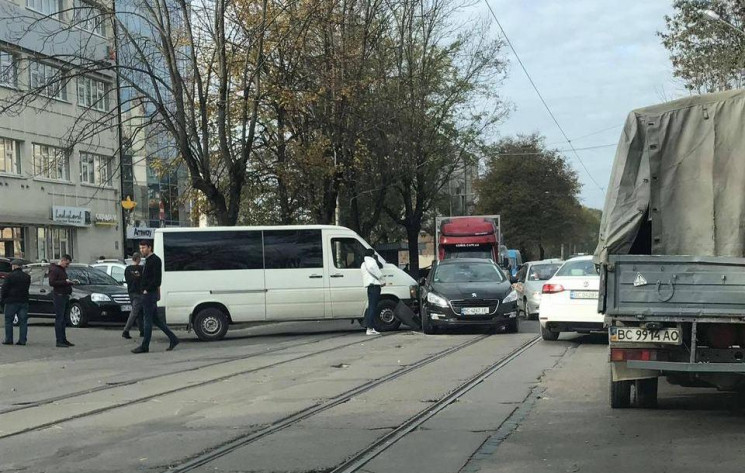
[361, 256, 383, 287]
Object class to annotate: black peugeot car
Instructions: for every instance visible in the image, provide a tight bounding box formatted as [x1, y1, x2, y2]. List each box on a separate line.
[18, 264, 132, 327]
[419, 258, 519, 334]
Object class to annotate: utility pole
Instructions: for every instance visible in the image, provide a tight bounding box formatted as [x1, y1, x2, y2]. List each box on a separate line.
[112, 0, 127, 257]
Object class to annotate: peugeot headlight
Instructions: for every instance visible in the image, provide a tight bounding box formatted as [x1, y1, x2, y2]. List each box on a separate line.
[502, 289, 518, 304]
[426, 292, 449, 308]
[91, 293, 112, 303]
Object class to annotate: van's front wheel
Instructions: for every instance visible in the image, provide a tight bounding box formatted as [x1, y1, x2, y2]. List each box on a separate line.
[193, 308, 229, 341]
[374, 299, 401, 332]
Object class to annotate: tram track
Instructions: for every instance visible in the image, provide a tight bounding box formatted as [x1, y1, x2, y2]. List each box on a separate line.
[164, 333, 494, 473]
[0, 330, 405, 440]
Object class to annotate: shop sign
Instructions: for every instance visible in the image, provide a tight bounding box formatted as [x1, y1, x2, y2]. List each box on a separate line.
[95, 213, 118, 226]
[52, 206, 91, 227]
[126, 226, 156, 239]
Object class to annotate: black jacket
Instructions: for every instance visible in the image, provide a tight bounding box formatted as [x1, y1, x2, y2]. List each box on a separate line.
[1, 268, 31, 305]
[140, 254, 162, 294]
[124, 265, 142, 295]
[48, 264, 73, 295]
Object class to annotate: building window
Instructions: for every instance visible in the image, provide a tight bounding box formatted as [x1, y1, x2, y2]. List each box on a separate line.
[29, 62, 67, 101]
[49, 227, 72, 260]
[80, 152, 112, 185]
[76, 77, 108, 111]
[37, 228, 47, 261]
[0, 138, 21, 175]
[26, 0, 62, 17]
[0, 52, 17, 88]
[73, 0, 107, 36]
[33, 144, 69, 181]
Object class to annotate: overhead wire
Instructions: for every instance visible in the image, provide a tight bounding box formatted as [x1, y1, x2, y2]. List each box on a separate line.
[482, 0, 606, 192]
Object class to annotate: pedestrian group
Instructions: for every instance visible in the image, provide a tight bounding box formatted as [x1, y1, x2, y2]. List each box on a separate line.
[0, 240, 179, 353]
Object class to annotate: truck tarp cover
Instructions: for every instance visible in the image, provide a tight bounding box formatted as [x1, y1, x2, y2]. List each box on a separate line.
[594, 89, 745, 264]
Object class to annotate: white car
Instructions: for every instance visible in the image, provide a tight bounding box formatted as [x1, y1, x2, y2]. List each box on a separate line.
[91, 262, 128, 287]
[538, 256, 601, 341]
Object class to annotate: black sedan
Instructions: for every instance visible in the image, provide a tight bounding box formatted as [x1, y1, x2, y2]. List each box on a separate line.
[18, 264, 132, 327]
[419, 258, 518, 334]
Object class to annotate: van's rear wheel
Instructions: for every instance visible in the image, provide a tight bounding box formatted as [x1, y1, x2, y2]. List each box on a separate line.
[540, 324, 559, 341]
[374, 299, 401, 332]
[193, 308, 229, 341]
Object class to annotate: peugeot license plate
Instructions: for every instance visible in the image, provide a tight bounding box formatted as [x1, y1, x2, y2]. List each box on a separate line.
[570, 290, 598, 300]
[121, 305, 132, 312]
[609, 326, 681, 345]
[462, 307, 490, 315]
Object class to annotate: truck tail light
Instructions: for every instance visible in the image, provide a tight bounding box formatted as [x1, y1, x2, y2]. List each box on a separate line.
[611, 348, 661, 362]
[542, 284, 564, 294]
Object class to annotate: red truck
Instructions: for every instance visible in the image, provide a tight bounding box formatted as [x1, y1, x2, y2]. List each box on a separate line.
[435, 215, 506, 264]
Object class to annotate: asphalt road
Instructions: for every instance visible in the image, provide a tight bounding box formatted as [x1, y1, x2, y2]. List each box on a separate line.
[2, 318, 745, 472]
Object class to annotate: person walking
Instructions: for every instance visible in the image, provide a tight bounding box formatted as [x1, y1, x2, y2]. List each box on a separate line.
[48, 255, 76, 348]
[132, 240, 179, 354]
[361, 248, 384, 336]
[1, 260, 31, 346]
[122, 253, 144, 339]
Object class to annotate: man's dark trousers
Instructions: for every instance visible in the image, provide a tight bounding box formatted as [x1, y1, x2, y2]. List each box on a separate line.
[140, 292, 177, 350]
[53, 294, 69, 343]
[365, 285, 381, 329]
[4, 302, 28, 344]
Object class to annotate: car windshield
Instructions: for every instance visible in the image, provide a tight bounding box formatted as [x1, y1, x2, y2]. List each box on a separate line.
[67, 267, 120, 286]
[433, 262, 505, 283]
[528, 264, 561, 281]
[555, 260, 597, 277]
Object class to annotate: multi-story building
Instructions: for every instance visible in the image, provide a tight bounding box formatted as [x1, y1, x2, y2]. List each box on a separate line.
[0, 0, 122, 262]
[116, 3, 190, 256]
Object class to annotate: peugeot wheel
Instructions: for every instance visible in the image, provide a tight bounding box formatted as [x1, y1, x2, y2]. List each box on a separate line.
[67, 302, 88, 328]
[193, 308, 229, 341]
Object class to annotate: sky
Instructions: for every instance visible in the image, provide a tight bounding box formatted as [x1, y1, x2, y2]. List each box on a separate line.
[463, 0, 683, 209]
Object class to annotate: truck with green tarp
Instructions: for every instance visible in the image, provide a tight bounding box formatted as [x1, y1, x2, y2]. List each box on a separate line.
[595, 89, 745, 408]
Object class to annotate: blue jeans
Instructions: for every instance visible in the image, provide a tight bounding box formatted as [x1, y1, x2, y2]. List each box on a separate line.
[4, 302, 28, 344]
[53, 294, 69, 343]
[365, 285, 381, 329]
[140, 292, 178, 350]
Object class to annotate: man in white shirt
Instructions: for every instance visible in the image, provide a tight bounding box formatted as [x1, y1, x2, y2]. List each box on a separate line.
[360, 248, 384, 335]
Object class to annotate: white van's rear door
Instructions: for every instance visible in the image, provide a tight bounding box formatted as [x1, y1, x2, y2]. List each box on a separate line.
[326, 233, 367, 318]
[264, 229, 330, 319]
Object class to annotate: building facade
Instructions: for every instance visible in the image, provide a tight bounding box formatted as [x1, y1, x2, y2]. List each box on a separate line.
[117, 2, 190, 256]
[0, 0, 122, 262]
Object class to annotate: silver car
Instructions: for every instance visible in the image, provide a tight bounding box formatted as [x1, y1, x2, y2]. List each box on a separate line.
[514, 259, 562, 319]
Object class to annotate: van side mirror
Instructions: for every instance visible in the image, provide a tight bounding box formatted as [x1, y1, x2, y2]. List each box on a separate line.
[418, 277, 427, 286]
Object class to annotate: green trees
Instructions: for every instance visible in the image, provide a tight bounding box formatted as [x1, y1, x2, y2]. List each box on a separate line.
[475, 134, 600, 260]
[659, 0, 745, 92]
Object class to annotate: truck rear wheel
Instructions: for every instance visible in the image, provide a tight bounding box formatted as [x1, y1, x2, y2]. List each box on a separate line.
[634, 378, 658, 408]
[610, 377, 632, 409]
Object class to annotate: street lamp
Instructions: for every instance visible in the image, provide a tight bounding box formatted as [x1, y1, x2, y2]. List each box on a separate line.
[699, 9, 745, 37]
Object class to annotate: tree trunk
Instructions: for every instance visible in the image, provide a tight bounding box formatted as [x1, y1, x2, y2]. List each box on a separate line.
[539, 242, 545, 260]
[406, 223, 421, 279]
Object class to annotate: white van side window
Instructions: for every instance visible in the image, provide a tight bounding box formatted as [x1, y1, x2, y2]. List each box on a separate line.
[163, 231, 263, 271]
[264, 230, 323, 269]
[332, 238, 366, 269]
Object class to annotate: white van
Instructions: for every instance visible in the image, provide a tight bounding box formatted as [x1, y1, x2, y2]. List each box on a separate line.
[154, 225, 419, 340]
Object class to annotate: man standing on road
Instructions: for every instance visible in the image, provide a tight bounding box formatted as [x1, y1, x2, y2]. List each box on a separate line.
[122, 252, 144, 339]
[1, 260, 31, 346]
[48, 255, 76, 348]
[361, 248, 384, 336]
[132, 240, 179, 354]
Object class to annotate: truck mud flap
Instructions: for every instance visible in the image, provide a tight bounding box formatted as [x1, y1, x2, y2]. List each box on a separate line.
[395, 301, 421, 330]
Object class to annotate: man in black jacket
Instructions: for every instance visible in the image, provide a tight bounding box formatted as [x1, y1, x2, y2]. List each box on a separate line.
[1, 260, 31, 345]
[132, 240, 179, 354]
[48, 255, 76, 348]
[122, 253, 144, 339]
